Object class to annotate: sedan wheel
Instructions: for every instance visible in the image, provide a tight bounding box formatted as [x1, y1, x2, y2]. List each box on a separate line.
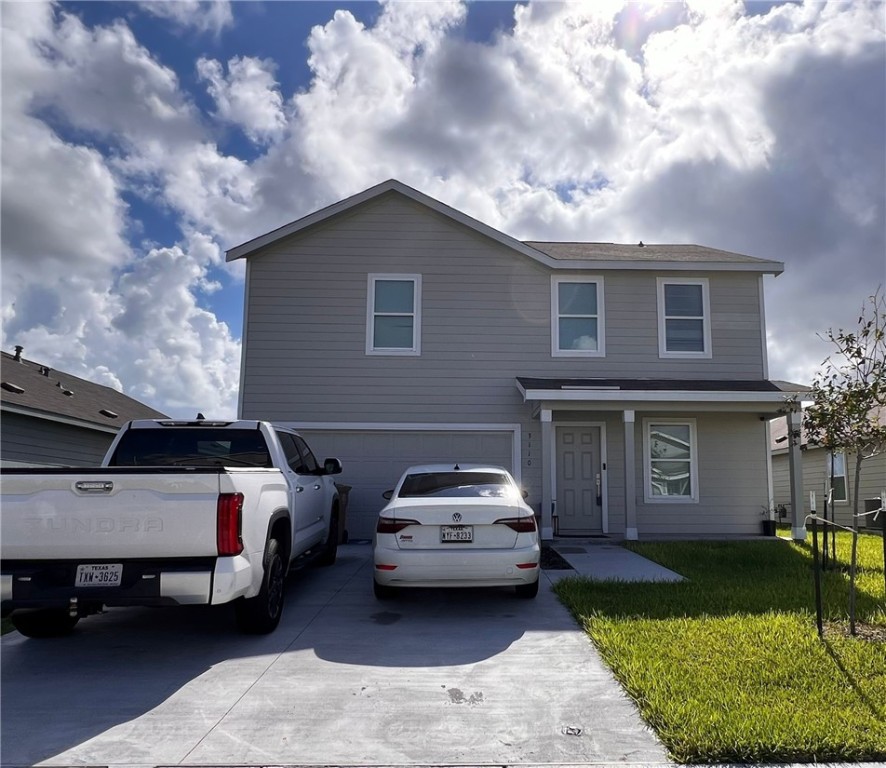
[515, 577, 539, 599]
[373, 580, 397, 600]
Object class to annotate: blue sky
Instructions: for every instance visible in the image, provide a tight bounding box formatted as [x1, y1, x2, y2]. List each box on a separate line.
[2, 1, 884, 418]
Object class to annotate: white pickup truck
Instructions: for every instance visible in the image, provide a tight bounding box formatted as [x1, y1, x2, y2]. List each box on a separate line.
[1, 418, 343, 637]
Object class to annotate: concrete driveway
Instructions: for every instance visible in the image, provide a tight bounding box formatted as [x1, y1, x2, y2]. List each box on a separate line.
[1, 543, 668, 768]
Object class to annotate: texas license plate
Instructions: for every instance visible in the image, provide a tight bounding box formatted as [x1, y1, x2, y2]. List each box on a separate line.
[75, 563, 122, 587]
[441, 525, 473, 543]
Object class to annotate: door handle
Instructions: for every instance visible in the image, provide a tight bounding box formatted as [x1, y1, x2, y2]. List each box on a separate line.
[595, 473, 602, 506]
[313, 484, 321, 490]
[296, 486, 304, 493]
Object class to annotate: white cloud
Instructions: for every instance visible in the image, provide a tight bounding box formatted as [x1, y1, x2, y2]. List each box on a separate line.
[197, 56, 286, 144]
[1, 0, 883, 420]
[1, 3, 240, 417]
[138, 0, 232, 36]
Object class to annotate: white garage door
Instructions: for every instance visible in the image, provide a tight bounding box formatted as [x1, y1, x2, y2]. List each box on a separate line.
[297, 429, 515, 540]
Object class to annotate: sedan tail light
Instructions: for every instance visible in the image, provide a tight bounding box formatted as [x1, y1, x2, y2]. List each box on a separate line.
[217, 492, 244, 556]
[376, 517, 420, 534]
[494, 516, 537, 533]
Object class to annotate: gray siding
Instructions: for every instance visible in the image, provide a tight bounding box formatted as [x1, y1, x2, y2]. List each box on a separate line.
[240, 194, 766, 425]
[0, 412, 114, 467]
[634, 413, 769, 538]
[772, 448, 886, 529]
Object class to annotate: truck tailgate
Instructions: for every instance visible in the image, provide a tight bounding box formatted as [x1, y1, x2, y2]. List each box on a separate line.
[1, 469, 223, 560]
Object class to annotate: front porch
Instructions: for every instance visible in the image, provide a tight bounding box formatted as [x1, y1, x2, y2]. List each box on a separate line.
[516, 377, 809, 541]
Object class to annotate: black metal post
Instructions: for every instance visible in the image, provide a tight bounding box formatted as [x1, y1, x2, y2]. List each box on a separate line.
[811, 518, 823, 638]
[881, 510, 886, 600]
[849, 528, 858, 636]
[822, 497, 829, 570]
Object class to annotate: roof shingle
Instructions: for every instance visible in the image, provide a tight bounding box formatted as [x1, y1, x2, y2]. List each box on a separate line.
[0, 351, 167, 429]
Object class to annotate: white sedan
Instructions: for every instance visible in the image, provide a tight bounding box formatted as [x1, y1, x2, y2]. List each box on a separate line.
[372, 464, 541, 599]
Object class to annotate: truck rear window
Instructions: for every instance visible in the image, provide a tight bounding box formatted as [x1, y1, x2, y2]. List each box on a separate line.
[108, 428, 272, 468]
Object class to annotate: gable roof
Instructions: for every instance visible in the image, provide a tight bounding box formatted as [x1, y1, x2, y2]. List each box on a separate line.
[226, 179, 784, 275]
[1, 350, 168, 433]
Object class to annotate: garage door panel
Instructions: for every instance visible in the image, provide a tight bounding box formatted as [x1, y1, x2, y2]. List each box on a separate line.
[298, 429, 514, 540]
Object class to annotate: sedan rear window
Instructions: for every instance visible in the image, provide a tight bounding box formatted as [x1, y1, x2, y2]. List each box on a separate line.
[398, 471, 515, 498]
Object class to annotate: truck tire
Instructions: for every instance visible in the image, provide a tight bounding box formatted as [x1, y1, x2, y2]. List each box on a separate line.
[236, 538, 284, 634]
[316, 510, 339, 567]
[12, 609, 80, 638]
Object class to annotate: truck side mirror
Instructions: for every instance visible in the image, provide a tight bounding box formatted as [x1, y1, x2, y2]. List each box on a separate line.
[323, 458, 343, 475]
[382, 489, 393, 500]
[521, 489, 529, 500]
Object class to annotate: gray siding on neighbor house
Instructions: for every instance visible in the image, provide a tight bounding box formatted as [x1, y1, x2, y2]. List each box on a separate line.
[0, 412, 114, 467]
[240, 193, 767, 426]
[772, 448, 886, 529]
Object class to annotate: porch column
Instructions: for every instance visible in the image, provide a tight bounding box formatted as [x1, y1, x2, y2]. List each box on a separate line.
[787, 411, 806, 541]
[540, 408, 554, 541]
[623, 410, 638, 541]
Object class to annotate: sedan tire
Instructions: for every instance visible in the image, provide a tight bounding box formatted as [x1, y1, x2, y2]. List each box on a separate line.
[373, 579, 397, 600]
[515, 577, 539, 599]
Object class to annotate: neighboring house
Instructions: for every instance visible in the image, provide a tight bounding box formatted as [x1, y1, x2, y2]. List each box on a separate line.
[771, 407, 886, 530]
[1, 347, 168, 467]
[228, 179, 806, 540]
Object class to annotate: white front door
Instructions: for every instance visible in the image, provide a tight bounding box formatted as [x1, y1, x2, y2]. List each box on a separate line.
[556, 426, 603, 534]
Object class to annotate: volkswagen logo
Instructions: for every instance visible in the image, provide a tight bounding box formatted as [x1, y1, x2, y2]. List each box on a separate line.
[452, 512, 462, 523]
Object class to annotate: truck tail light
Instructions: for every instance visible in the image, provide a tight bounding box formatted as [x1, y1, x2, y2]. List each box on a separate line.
[494, 516, 537, 533]
[376, 517, 420, 534]
[217, 493, 244, 556]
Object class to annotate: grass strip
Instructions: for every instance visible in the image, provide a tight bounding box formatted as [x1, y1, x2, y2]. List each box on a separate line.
[554, 532, 886, 763]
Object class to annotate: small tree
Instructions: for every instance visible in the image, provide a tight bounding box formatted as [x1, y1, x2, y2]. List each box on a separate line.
[804, 289, 886, 527]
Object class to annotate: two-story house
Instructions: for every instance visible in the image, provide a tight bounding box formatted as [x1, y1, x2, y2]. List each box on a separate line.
[229, 180, 806, 541]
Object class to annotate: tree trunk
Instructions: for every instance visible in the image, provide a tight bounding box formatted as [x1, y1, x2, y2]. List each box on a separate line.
[852, 452, 863, 530]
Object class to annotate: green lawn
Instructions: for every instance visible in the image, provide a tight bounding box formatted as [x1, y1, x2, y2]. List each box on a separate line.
[554, 532, 886, 763]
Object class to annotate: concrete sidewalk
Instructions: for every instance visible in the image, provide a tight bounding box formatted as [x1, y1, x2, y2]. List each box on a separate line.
[545, 540, 685, 583]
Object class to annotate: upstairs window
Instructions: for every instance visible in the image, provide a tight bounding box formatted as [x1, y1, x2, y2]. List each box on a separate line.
[367, 274, 421, 355]
[657, 278, 711, 358]
[552, 277, 605, 357]
[826, 451, 848, 503]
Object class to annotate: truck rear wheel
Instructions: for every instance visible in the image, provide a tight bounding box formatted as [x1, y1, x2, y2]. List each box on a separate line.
[236, 538, 284, 634]
[12, 609, 80, 638]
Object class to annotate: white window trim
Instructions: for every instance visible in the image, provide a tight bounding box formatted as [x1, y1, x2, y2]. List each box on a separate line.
[826, 450, 848, 504]
[551, 275, 605, 357]
[643, 418, 699, 504]
[657, 278, 712, 359]
[366, 274, 422, 356]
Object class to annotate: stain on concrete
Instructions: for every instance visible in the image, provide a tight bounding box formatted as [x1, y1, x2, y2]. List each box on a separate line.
[446, 687, 484, 706]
